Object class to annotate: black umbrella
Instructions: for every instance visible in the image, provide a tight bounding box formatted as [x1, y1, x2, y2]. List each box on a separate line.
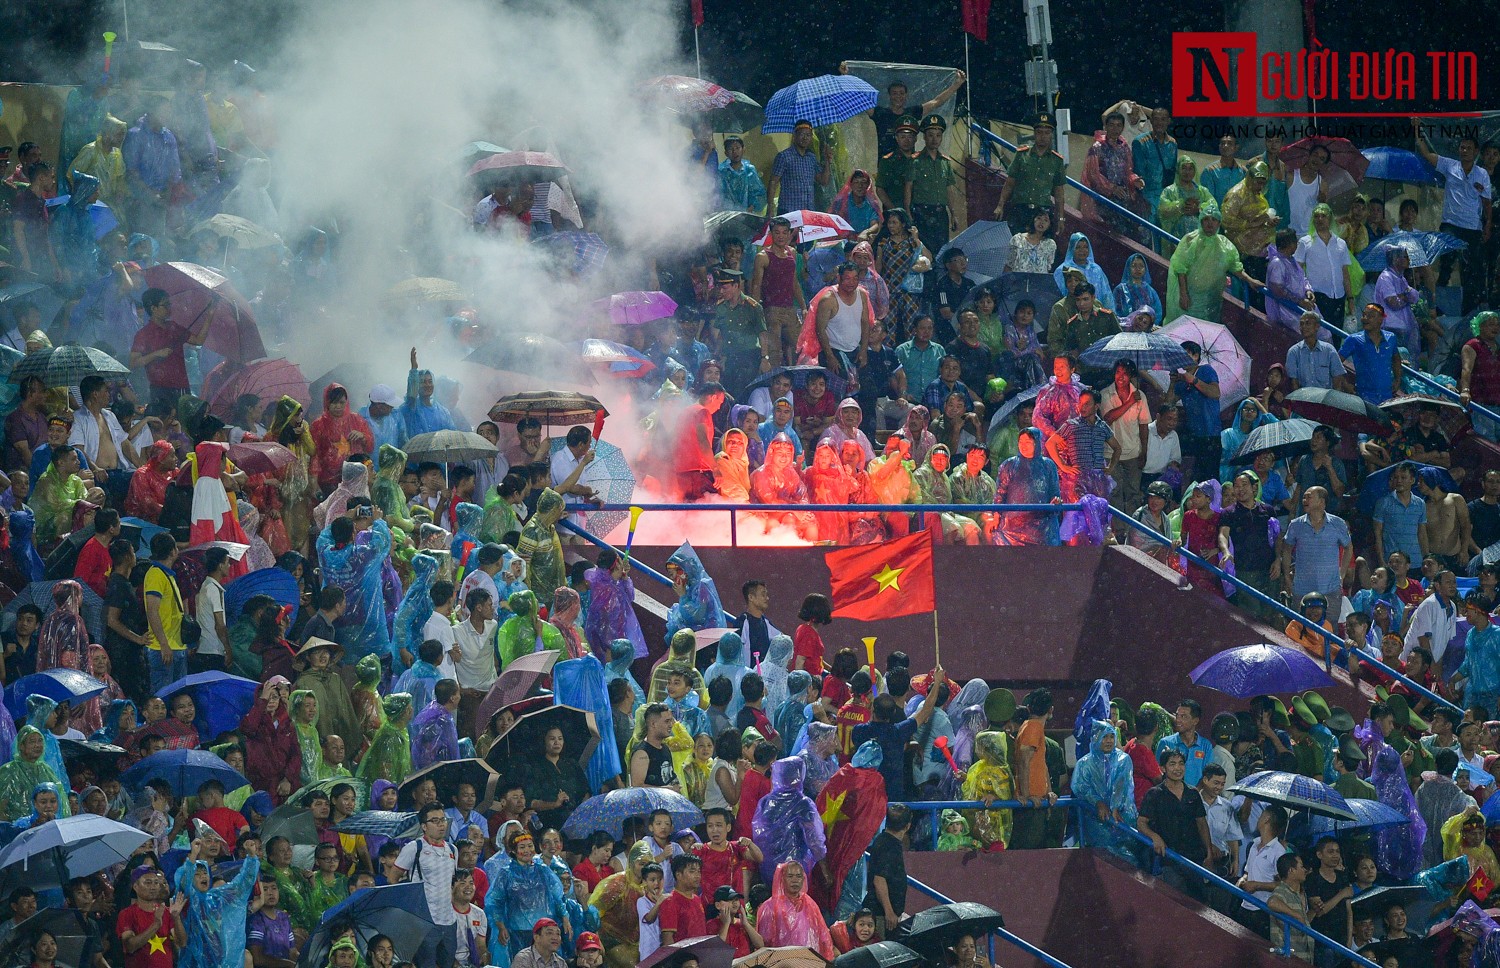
[1350, 885, 1429, 921]
[1231, 417, 1321, 465]
[832, 941, 926, 968]
[58, 739, 128, 776]
[961, 271, 1058, 326]
[901, 902, 1005, 956]
[297, 882, 444, 968]
[1285, 387, 1395, 437]
[484, 705, 600, 772]
[0, 908, 95, 968]
[987, 383, 1042, 433]
[745, 364, 847, 398]
[705, 90, 764, 133]
[260, 803, 318, 847]
[397, 758, 499, 811]
[704, 210, 767, 242]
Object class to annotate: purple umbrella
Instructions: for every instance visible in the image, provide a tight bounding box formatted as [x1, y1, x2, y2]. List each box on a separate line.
[590, 290, 678, 326]
[1188, 643, 1335, 698]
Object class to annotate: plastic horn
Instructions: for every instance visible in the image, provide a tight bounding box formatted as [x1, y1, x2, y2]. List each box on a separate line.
[624, 505, 645, 555]
[862, 636, 876, 672]
[103, 31, 116, 72]
[932, 734, 960, 775]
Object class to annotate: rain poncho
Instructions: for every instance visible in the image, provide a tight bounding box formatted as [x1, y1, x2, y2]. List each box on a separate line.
[240, 683, 300, 804]
[498, 589, 566, 668]
[704, 631, 751, 721]
[356, 693, 412, 783]
[1166, 206, 1242, 324]
[1156, 157, 1214, 240]
[71, 645, 124, 736]
[127, 445, 178, 521]
[759, 634, 795, 721]
[1071, 719, 1137, 858]
[291, 660, 362, 771]
[315, 518, 392, 662]
[517, 489, 566, 610]
[8, 509, 44, 582]
[553, 654, 622, 792]
[752, 757, 827, 883]
[961, 731, 1015, 849]
[450, 502, 484, 575]
[481, 490, 521, 547]
[0, 727, 62, 822]
[913, 445, 977, 544]
[647, 629, 707, 705]
[91, 698, 139, 744]
[370, 445, 415, 536]
[756, 862, 835, 960]
[188, 444, 252, 579]
[391, 552, 439, 675]
[399, 368, 457, 438]
[550, 586, 589, 660]
[1112, 253, 1164, 320]
[409, 700, 459, 771]
[797, 722, 840, 797]
[290, 690, 323, 784]
[584, 562, 647, 661]
[313, 461, 370, 531]
[773, 670, 814, 749]
[174, 855, 260, 968]
[24, 698, 69, 818]
[993, 429, 1061, 546]
[37, 580, 88, 671]
[266, 396, 316, 554]
[604, 639, 646, 709]
[663, 541, 724, 643]
[1369, 738, 1427, 880]
[713, 428, 752, 502]
[310, 385, 376, 495]
[484, 855, 568, 955]
[350, 653, 385, 751]
[30, 462, 89, 546]
[588, 842, 648, 958]
[1052, 233, 1116, 311]
[937, 809, 979, 851]
[1441, 812, 1500, 894]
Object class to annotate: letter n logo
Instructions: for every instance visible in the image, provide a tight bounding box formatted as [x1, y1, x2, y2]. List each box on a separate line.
[1172, 32, 1257, 116]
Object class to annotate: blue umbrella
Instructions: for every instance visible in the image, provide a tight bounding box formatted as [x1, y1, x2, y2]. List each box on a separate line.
[5, 670, 108, 720]
[763, 74, 878, 133]
[1478, 789, 1500, 827]
[937, 220, 1013, 281]
[224, 566, 301, 623]
[1304, 798, 1411, 838]
[121, 749, 250, 797]
[1079, 331, 1195, 372]
[1358, 230, 1468, 272]
[121, 517, 170, 558]
[1360, 146, 1440, 185]
[3, 579, 107, 641]
[534, 231, 609, 278]
[334, 811, 420, 838]
[988, 383, 1043, 434]
[1228, 770, 1356, 820]
[562, 787, 702, 840]
[297, 882, 442, 968]
[155, 671, 260, 739]
[1190, 644, 1335, 698]
[0, 815, 149, 891]
[548, 437, 636, 538]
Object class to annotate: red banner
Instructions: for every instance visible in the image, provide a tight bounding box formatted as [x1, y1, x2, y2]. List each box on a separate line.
[691, 0, 704, 28]
[962, 0, 992, 42]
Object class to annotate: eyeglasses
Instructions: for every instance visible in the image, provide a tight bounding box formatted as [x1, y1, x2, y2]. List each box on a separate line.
[422, 817, 446, 825]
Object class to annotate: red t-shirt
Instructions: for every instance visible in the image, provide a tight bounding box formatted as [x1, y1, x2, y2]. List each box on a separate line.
[118, 904, 176, 968]
[708, 918, 752, 957]
[821, 675, 851, 711]
[674, 404, 717, 473]
[691, 841, 747, 909]
[192, 806, 249, 846]
[573, 859, 612, 896]
[131, 320, 191, 390]
[1124, 739, 1163, 809]
[74, 537, 113, 599]
[792, 623, 824, 673]
[658, 889, 708, 941]
[735, 770, 771, 840]
[471, 865, 489, 902]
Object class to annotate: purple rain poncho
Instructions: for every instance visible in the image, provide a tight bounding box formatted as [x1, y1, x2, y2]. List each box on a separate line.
[752, 756, 827, 883]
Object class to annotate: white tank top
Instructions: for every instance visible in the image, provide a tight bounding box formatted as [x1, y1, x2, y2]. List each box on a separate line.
[1288, 171, 1322, 234]
[825, 289, 864, 353]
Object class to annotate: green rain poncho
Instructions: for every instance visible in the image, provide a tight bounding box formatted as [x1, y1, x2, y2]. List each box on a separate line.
[29, 463, 89, 546]
[517, 488, 567, 609]
[481, 489, 522, 545]
[937, 808, 980, 851]
[1155, 156, 1215, 244]
[370, 444, 415, 536]
[293, 654, 363, 766]
[497, 589, 565, 668]
[1166, 199, 1242, 323]
[949, 462, 998, 530]
[0, 727, 63, 822]
[268, 856, 314, 932]
[350, 653, 385, 751]
[356, 693, 412, 783]
[912, 445, 977, 544]
[25, 698, 70, 818]
[290, 690, 323, 785]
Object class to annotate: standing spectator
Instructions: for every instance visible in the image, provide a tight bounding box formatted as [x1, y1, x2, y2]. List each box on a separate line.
[1080, 112, 1146, 239]
[1170, 341, 1221, 482]
[1011, 688, 1057, 850]
[870, 75, 966, 156]
[1467, 470, 1500, 572]
[719, 135, 767, 215]
[1402, 570, 1458, 666]
[1296, 205, 1353, 330]
[1287, 144, 1332, 240]
[1266, 230, 1317, 332]
[1304, 837, 1353, 966]
[1415, 127, 1493, 314]
[130, 288, 211, 414]
[1141, 405, 1182, 493]
[1156, 700, 1215, 787]
[143, 532, 188, 693]
[121, 99, 183, 237]
[1337, 304, 1403, 406]
[73, 507, 118, 599]
[862, 805, 912, 940]
[1220, 160, 1281, 295]
[1220, 471, 1279, 616]
[194, 547, 232, 672]
[1046, 389, 1118, 504]
[1132, 107, 1177, 224]
[1046, 283, 1119, 361]
[5, 376, 49, 471]
[1285, 313, 1344, 391]
[1372, 462, 1428, 564]
[875, 118, 918, 212]
[1373, 247, 1423, 355]
[1137, 749, 1214, 900]
[395, 804, 458, 968]
[712, 269, 769, 398]
[1460, 311, 1500, 431]
[768, 121, 829, 216]
[1199, 134, 1245, 206]
[1455, 592, 1500, 720]
[904, 115, 959, 251]
[1279, 487, 1352, 603]
[993, 114, 1067, 236]
[1100, 360, 1151, 514]
[1267, 854, 1314, 963]
[1167, 203, 1262, 323]
[751, 218, 806, 367]
[1258, 132, 1293, 225]
[11, 163, 61, 283]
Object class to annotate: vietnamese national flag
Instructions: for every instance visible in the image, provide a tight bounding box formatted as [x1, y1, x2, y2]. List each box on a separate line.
[691, 0, 704, 27]
[1467, 865, 1496, 903]
[824, 530, 936, 621]
[961, 0, 991, 41]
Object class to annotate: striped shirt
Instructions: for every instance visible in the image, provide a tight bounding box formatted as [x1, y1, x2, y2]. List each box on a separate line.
[1374, 491, 1427, 562]
[1055, 416, 1114, 472]
[771, 146, 823, 214]
[1284, 512, 1351, 598]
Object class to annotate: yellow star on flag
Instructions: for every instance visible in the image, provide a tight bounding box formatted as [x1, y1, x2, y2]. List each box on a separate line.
[821, 790, 850, 834]
[872, 563, 904, 593]
[148, 936, 168, 955]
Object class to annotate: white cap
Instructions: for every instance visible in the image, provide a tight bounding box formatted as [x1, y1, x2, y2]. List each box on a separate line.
[368, 383, 400, 407]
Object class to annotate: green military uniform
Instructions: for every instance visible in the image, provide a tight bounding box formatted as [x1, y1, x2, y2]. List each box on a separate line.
[876, 114, 918, 208]
[1047, 307, 1120, 358]
[1002, 113, 1068, 234]
[907, 114, 956, 251]
[713, 275, 768, 397]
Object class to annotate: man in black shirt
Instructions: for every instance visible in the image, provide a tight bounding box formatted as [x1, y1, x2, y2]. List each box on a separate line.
[863, 804, 912, 939]
[1467, 469, 1500, 573]
[853, 319, 907, 438]
[629, 703, 679, 791]
[929, 249, 973, 343]
[1219, 470, 1278, 619]
[870, 74, 967, 156]
[946, 310, 994, 391]
[103, 538, 150, 704]
[735, 580, 781, 662]
[1138, 749, 1214, 901]
[1306, 836, 1353, 967]
[1406, 403, 1452, 470]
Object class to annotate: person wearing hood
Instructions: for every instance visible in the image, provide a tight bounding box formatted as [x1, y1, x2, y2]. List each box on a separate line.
[266, 396, 316, 555]
[751, 757, 827, 884]
[316, 507, 392, 664]
[369, 444, 415, 537]
[704, 632, 751, 722]
[0, 727, 62, 822]
[517, 488, 566, 611]
[410, 680, 461, 771]
[311, 385, 375, 496]
[238, 677, 299, 804]
[391, 551, 438, 675]
[1220, 158, 1282, 293]
[772, 670, 814, 748]
[604, 638, 647, 711]
[1052, 233, 1116, 312]
[802, 441, 853, 542]
[812, 740, 887, 917]
[663, 541, 724, 644]
[498, 589, 567, 668]
[1112, 253, 1163, 322]
[173, 840, 260, 968]
[1219, 398, 1276, 481]
[818, 398, 875, 463]
[399, 348, 457, 438]
[937, 809, 979, 851]
[50, 171, 108, 281]
[361, 384, 407, 455]
[647, 629, 709, 706]
[1167, 199, 1263, 323]
[713, 427, 752, 502]
[994, 427, 1062, 546]
[584, 549, 646, 662]
[798, 721, 841, 798]
[24, 698, 71, 814]
[356, 693, 413, 783]
[1156, 155, 1214, 249]
[1072, 719, 1138, 858]
[70, 114, 128, 209]
[750, 434, 817, 541]
[913, 444, 979, 544]
[312, 460, 370, 532]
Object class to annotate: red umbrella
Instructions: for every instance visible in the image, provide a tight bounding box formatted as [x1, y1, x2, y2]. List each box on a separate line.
[227, 441, 295, 476]
[207, 357, 312, 419]
[641, 75, 734, 113]
[754, 209, 854, 245]
[142, 262, 266, 363]
[466, 151, 568, 183]
[1280, 136, 1368, 196]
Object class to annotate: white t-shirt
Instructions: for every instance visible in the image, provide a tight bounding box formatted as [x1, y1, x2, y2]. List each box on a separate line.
[1295, 232, 1351, 298]
[703, 759, 737, 811]
[424, 612, 459, 681]
[1143, 422, 1181, 474]
[196, 577, 226, 657]
[453, 902, 488, 967]
[1099, 385, 1151, 462]
[453, 618, 498, 690]
[637, 895, 662, 960]
[396, 838, 458, 925]
[1403, 593, 1458, 664]
[1240, 837, 1288, 910]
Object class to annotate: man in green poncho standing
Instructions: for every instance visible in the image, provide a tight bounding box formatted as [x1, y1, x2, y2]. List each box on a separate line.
[357, 693, 413, 783]
[292, 639, 362, 769]
[1166, 199, 1264, 323]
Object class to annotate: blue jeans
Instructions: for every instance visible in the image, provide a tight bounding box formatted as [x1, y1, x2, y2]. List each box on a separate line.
[148, 649, 188, 694]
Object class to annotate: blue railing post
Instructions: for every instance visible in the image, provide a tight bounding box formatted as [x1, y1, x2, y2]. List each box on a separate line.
[930, 808, 941, 849]
[729, 508, 738, 548]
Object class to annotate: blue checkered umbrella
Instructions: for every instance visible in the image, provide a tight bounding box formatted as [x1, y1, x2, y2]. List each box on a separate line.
[988, 383, 1042, 434]
[1078, 331, 1194, 372]
[763, 74, 878, 133]
[1358, 229, 1467, 271]
[1230, 417, 1320, 465]
[534, 231, 610, 278]
[335, 810, 420, 838]
[1228, 770, 1356, 820]
[1304, 798, 1411, 838]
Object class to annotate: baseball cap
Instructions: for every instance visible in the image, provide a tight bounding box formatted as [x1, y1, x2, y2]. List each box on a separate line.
[714, 885, 744, 903]
[576, 933, 604, 952]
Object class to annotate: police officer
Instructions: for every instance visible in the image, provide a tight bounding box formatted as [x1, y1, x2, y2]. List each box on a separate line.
[904, 114, 959, 252]
[876, 115, 919, 211]
[994, 114, 1068, 237]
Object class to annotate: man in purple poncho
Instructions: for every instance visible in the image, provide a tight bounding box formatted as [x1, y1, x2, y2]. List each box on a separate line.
[1264, 229, 1316, 332]
[583, 548, 647, 660]
[410, 680, 461, 771]
[751, 757, 827, 883]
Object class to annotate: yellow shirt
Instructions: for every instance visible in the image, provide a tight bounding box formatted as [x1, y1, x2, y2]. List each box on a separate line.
[145, 564, 186, 652]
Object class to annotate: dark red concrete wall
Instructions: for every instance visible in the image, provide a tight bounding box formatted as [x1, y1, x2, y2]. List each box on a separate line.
[905, 848, 1297, 968]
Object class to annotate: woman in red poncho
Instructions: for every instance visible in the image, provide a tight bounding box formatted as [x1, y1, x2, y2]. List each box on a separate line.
[238, 676, 301, 803]
[309, 384, 374, 495]
[802, 442, 852, 543]
[124, 441, 179, 522]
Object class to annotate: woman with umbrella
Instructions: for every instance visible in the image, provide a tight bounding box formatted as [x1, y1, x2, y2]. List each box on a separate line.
[485, 828, 570, 956]
[356, 693, 412, 784]
[518, 725, 591, 834]
[0, 728, 61, 821]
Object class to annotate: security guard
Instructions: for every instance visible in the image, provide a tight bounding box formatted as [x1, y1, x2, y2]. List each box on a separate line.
[994, 113, 1068, 237]
[875, 115, 918, 211]
[904, 113, 960, 252]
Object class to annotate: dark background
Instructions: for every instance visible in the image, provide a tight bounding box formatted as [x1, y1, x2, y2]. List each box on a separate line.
[2, 0, 1497, 150]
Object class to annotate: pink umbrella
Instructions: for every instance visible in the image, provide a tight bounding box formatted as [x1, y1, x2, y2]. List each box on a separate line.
[1158, 316, 1253, 412]
[207, 357, 312, 419]
[754, 209, 854, 245]
[1280, 136, 1368, 198]
[590, 290, 678, 326]
[142, 262, 266, 363]
[466, 151, 568, 183]
[641, 75, 734, 113]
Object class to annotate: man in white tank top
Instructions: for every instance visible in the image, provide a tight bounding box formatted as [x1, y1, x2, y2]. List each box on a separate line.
[814, 263, 871, 378]
[1288, 145, 1330, 236]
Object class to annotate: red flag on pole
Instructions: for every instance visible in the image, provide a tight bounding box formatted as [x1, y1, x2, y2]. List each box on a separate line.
[691, 0, 704, 28]
[961, 0, 991, 41]
[824, 530, 936, 621]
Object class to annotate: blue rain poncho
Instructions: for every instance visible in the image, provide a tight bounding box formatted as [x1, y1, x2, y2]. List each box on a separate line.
[703, 631, 751, 721]
[772, 670, 813, 748]
[603, 639, 646, 710]
[316, 519, 393, 663]
[484, 855, 568, 954]
[993, 428, 1061, 547]
[1071, 719, 1137, 858]
[175, 855, 261, 968]
[553, 654, 622, 793]
[450, 502, 484, 574]
[391, 552, 439, 676]
[1052, 232, 1116, 311]
[399, 368, 457, 438]
[91, 699, 139, 744]
[409, 701, 459, 771]
[664, 541, 724, 644]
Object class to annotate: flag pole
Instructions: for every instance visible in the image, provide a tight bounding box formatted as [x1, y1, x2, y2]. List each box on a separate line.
[964, 34, 972, 120]
[932, 607, 941, 668]
[695, 27, 702, 79]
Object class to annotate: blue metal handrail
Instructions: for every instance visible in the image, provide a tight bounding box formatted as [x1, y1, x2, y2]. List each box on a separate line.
[890, 798, 1077, 849]
[905, 872, 1076, 968]
[1111, 821, 1378, 966]
[1106, 506, 1462, 715]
